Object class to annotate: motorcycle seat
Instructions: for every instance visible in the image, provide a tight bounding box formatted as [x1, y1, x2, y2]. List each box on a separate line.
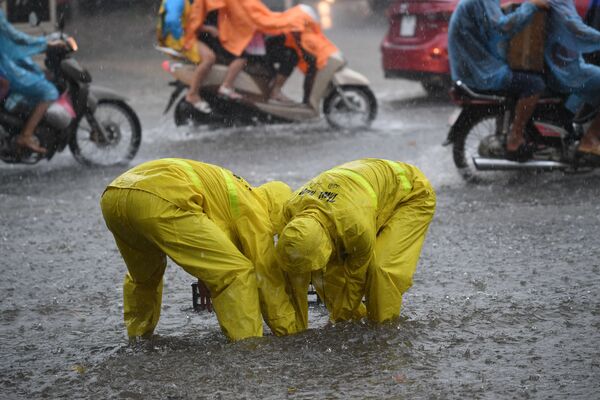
[451, 81, 564, 104]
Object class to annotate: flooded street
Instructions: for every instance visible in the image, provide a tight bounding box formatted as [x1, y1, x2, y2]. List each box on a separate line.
[1, 1, 599, 398]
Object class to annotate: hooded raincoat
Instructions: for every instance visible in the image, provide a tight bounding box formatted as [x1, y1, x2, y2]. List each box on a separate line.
[545, 0, 600, 111]
[0, 10, 58, 103]
[448, 0, 539, 90]
[100, 158, 299, 341]
[276, 159, 436, 329]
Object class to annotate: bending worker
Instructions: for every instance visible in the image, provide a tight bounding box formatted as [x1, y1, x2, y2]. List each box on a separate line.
[275, 159, 436, 330]
[100, 158, 299, 341]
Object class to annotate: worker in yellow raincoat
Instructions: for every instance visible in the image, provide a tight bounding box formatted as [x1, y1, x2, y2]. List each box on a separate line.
[275, 159, 436, 330]
[100, 158, 299, 341]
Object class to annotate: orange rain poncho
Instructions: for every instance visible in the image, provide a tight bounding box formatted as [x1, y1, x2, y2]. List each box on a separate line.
[100, 158, 300, 341]
[276, 159, 436, 329]
[283, 10, 339, 72]
[184, 0, 335, 65]
[183, 0, 224, 52]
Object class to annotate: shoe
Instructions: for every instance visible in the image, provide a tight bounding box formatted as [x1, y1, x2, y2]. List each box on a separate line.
[218, 85, 243, 100]
[505, 142, 534, 162]
[187, 99, 211, 114]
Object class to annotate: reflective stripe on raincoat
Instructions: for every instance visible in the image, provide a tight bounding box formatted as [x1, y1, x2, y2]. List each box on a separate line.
[448, 0, 539, 90]
[102, 158, 299, 340]
[277, 159, 436, 328]
[544, 0, 600, 95]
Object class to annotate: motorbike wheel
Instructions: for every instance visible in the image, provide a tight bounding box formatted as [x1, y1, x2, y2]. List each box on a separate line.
[323, 85, 377, 130]
[452, 107, 507, 182]
[70, 100, 142, 166]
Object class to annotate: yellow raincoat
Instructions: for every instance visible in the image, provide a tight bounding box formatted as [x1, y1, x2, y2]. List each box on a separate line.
[276, 159, 436, 329]
[100, 158, 299, 341]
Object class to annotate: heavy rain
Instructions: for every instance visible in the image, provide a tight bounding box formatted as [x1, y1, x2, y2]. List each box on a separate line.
[1, 0, 599, 398]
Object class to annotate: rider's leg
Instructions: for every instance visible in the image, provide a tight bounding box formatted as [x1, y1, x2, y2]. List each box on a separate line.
[13, 77, 59, 154]
[15, 101, 51, 154]
[505, 71, 546, 153]
[578, 113, 600, 153]
[221, 58, 246, 89]
[185, 41, 216, 106]
[570, 74, 600, 155]
[265, 36, 298, 102]
[506, 94, 540, 152]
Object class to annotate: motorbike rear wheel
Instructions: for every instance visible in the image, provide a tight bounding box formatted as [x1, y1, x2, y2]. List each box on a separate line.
[452, 107, 507, 182]
[70, 100, 142, 166]
[323, 85, 377, 130]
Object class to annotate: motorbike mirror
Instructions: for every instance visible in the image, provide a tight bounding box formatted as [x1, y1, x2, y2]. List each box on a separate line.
[28, 12, 40, 27]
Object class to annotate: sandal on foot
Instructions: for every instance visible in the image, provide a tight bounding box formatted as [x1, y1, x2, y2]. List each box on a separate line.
[187, 99, 212, 114]
[218, 86, 243, 100]
[15, 135, 46, 154]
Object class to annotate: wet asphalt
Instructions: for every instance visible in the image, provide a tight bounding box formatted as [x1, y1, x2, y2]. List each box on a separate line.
[1, 1, 599, 399]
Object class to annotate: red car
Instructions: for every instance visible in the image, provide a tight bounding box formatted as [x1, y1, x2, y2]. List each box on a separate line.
[380, 0, 593, 95]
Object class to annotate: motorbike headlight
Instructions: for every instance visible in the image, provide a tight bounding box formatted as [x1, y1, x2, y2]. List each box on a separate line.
[67, 37, 78, 52]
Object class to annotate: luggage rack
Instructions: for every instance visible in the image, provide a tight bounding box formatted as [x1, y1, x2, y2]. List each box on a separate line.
[191, 280, 322, 312]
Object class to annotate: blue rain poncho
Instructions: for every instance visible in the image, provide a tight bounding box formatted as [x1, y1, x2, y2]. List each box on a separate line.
[448, 0, 539, 91]
[0, 10, 57, 103]
[545, 0, 600, 108]
[0, 10, 47, 85]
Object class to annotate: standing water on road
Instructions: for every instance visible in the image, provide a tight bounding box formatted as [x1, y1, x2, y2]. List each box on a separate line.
[1, 1, 599, 398]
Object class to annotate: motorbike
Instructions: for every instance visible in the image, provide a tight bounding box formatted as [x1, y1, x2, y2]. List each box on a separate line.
[0, 26, 142, 166]
[444, 80, 599, 181]
[156, 46, 377, 130]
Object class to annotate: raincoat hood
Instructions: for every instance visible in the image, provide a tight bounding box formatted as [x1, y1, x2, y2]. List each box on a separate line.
[276, 216, 333, 274]
[255, 181, 292, 234]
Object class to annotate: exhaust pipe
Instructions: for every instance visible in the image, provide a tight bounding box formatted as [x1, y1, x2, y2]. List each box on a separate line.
[473, 157, 570, 171]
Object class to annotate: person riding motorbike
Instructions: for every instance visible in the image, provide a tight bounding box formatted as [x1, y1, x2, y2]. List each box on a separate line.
[160, 0, 221, 112]
[263, 33, 298, 103]
[100, 158, 302, 341]
[448, 0, 549, 161]
[0, 5, 65, 154]
[184, 0, 306, 104]
[545, 0, 600, 159]
[282, 5, 339, 105]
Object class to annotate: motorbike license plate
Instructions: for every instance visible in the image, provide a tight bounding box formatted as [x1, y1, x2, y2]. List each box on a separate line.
[400, 15, 417, 37]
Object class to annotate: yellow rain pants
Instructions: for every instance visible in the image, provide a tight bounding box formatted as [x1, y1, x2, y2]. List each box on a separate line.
[100, 158, 299, 341]
[276, 159, 436, 327]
